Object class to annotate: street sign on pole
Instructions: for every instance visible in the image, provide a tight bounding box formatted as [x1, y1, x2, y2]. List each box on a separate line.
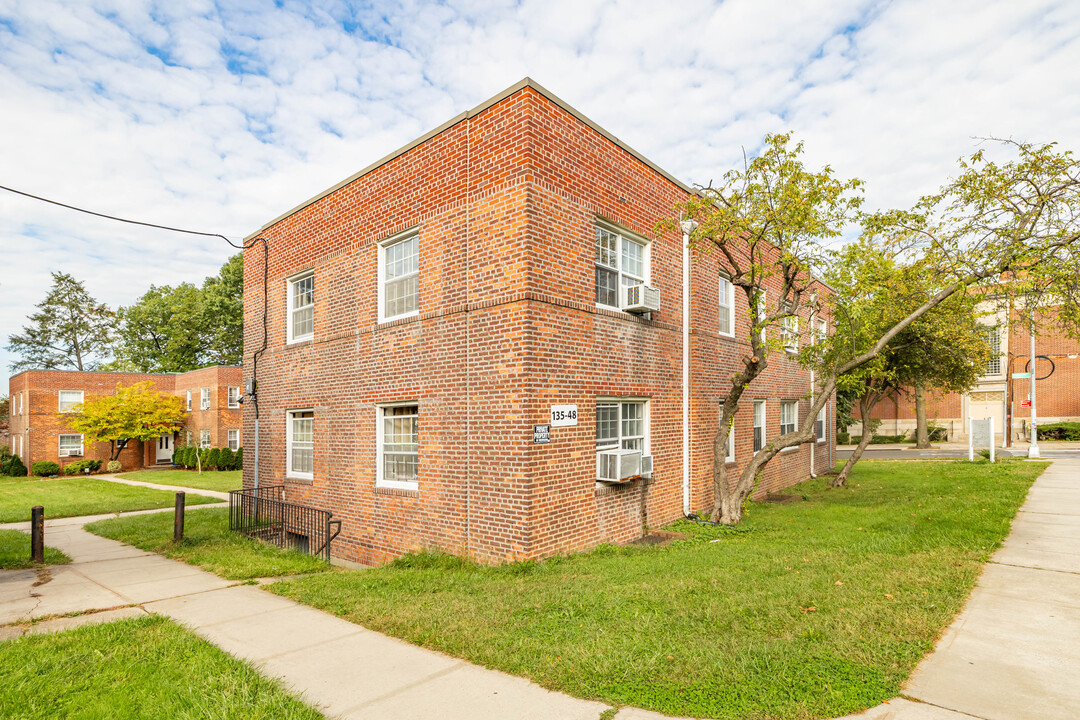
[1012, 372, 1031, 379]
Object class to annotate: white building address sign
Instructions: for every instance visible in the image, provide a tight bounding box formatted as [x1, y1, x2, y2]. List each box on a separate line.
[550, 404, 578, 427]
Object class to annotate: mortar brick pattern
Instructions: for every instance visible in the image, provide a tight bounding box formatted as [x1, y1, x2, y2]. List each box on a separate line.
[7, 367, 241, 472]
[244, 82, 835, 566]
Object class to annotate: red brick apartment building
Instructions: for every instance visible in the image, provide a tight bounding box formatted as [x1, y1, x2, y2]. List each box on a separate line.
[850, 301, 1080, 444]
[242, 79, 835, 566]
[7, 366, 242, 471]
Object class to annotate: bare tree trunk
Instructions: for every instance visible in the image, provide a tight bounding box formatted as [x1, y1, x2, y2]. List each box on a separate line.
[914, 383, 930, 448]
[831, 391, 882, 487]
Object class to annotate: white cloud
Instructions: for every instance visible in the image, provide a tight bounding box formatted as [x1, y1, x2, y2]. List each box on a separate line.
[1, 0, 1079, 392]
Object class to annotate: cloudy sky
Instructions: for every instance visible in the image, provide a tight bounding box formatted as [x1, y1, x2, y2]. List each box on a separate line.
[1, 0, 1079, 393]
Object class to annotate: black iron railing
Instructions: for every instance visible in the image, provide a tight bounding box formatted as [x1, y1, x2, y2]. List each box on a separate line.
[228, 485, 342, 562]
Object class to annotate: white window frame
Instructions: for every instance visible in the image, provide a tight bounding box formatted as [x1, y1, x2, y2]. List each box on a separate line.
[186, 390, 192, 412]
[595, 398, 651, 456]
[816, 405, 827, 443]
[983, 325, 1002, 377]
[58, 390, 84, 413]
[376, 402, 419, 490]
[594, 222, 651, 311]
[378, 229, 420, 323]
[228, 386, 241, 408]
[814, 317, 827, 345]
[286, 409, 314, 480]
[200, 387, 211, 410]
[186, 431, 192, 446]
[753, 400, 765, 453]
[18, 392, 23, 415]
[287, 269, 315, 343]
[58, 434, 83, 456]
[200, 429, 211, 449]
[780, 400, 798, 451]
[228, 429, 239, 451]
[722, 413, 735, 464]
[782, 310, 799, 353]
[718, 275, 735, 338]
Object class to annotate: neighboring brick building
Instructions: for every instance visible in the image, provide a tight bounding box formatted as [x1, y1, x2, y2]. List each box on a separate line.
[7, 366, 242, 472]
[242, 78, 835, 566]
[849, 300, 1080, 443]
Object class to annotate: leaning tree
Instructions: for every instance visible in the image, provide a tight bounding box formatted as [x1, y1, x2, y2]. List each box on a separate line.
[674, 137, 1080, 524]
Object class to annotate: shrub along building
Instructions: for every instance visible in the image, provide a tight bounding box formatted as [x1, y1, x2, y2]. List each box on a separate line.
[242, 79, 835, 566]
[7, 366, 242, 472]
[848, 299, 1080, 445]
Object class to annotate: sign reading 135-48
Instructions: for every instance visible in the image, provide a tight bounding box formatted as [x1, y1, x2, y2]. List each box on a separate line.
[550, 405, 578, 427]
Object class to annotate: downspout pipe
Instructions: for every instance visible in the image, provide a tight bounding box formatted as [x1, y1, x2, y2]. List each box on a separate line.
[679, 220, 698, 516]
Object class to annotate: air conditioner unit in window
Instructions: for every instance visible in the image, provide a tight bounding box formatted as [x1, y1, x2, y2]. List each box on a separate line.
[63, 450, 81, 457]
[597, 449, 643, 483]
[622, 284, 660, 314]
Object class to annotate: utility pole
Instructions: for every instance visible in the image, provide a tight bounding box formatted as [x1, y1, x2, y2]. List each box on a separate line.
[1028, 305, 1040, 459]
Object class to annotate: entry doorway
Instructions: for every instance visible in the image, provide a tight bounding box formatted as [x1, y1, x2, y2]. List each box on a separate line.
[967, 391, 1005, 445]
[156, 434, 174, 464]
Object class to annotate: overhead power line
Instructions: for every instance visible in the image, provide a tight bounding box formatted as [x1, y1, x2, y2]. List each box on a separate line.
[0, 183, 247, 249]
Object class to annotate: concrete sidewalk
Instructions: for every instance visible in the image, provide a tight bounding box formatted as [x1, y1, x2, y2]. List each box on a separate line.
[95, 472, 231, 500]
[838, 457, 1080, 720]
[2, 460, 1077, 719]
[0, 517, 608, 719]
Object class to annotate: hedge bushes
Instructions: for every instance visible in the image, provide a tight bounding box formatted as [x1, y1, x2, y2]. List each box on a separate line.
[1, 453, 27, 477]
[173, 445, 242, 471]
[1037, 421, 1080, 441]
[31, 461, 61, 477]
[64, 459, 103, 475]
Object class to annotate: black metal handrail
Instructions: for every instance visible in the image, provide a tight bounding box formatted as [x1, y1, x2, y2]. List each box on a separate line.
[228, 485, 342, 562]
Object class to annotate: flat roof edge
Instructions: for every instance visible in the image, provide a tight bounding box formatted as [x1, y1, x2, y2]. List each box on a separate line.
[245, 78, 692, 240]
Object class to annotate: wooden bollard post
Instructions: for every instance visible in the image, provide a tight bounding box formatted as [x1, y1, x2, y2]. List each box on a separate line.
[30, 505, 44, 564]
[173, 492, 186, 543]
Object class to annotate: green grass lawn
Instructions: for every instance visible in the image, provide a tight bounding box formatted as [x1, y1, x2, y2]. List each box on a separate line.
[85, 507, 335, 580]
[117, 469, 241, 494]
[269, 459, 1047, 720]
[0, 529, 70, 569]
[0, 475, 218, 524]
[0, 614, 322, 719]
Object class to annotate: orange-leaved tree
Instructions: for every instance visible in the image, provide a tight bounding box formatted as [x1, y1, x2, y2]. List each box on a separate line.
[65, 381, 187, 461]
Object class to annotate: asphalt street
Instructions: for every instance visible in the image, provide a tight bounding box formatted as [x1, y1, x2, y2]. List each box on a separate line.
[837, 447, 1080, 460]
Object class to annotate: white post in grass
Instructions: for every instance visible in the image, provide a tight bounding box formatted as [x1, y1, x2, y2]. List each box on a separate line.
[968, 418, 975, 462]
[989, 416, 995, 463]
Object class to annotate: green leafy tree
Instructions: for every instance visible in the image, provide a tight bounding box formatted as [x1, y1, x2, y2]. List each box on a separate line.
[6, 272, 115, 371]
[109, 253, 242, 372]
[64, 382, 187, 461]
[676, 137, 1080, 524]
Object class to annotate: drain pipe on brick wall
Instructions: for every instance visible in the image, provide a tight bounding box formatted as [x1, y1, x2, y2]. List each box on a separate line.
[679, 219, 698, 516]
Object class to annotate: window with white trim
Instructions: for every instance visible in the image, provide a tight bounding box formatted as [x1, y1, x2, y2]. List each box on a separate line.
[815, 317, 827, 344]
[59, 434, 83, 456]
[983, 326, 1002, 375]
[200, 387, 211, 410]
[186, 431, 192, 446]
[186, 390, 192, 411]
[287, 409, 314, 478]
[228, 429, 239, 451]
[780, 401, 797, 436]
[753, 401, 765, 452]
[228, 386, 241, 408]
[815, 405, 827, 442]
[58, 390, 83, 413]
[595, 225, 647, 309]
[18, 392, 23, 415]
[781, 310, 799, 353]
[200, 429, 211, 449]
[724, 419, 735, 464]
[596, 400, 648, 452]
[379, 233, 419, 321]
[288, 271, 315, 342]
[377, 405, 418, 488]
[718, 275, 734, 337]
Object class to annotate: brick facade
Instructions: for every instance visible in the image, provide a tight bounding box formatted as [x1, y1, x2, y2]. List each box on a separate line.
[850, 302, 1080, 442]
[7, 366, 242, 472]
[243, 79, 835, 566]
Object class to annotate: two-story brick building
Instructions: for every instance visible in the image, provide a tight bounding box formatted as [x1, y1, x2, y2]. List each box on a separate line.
[849, 298, 1080, 444]
[242, 78, 835, 566]
[7, 366, 242, 471]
